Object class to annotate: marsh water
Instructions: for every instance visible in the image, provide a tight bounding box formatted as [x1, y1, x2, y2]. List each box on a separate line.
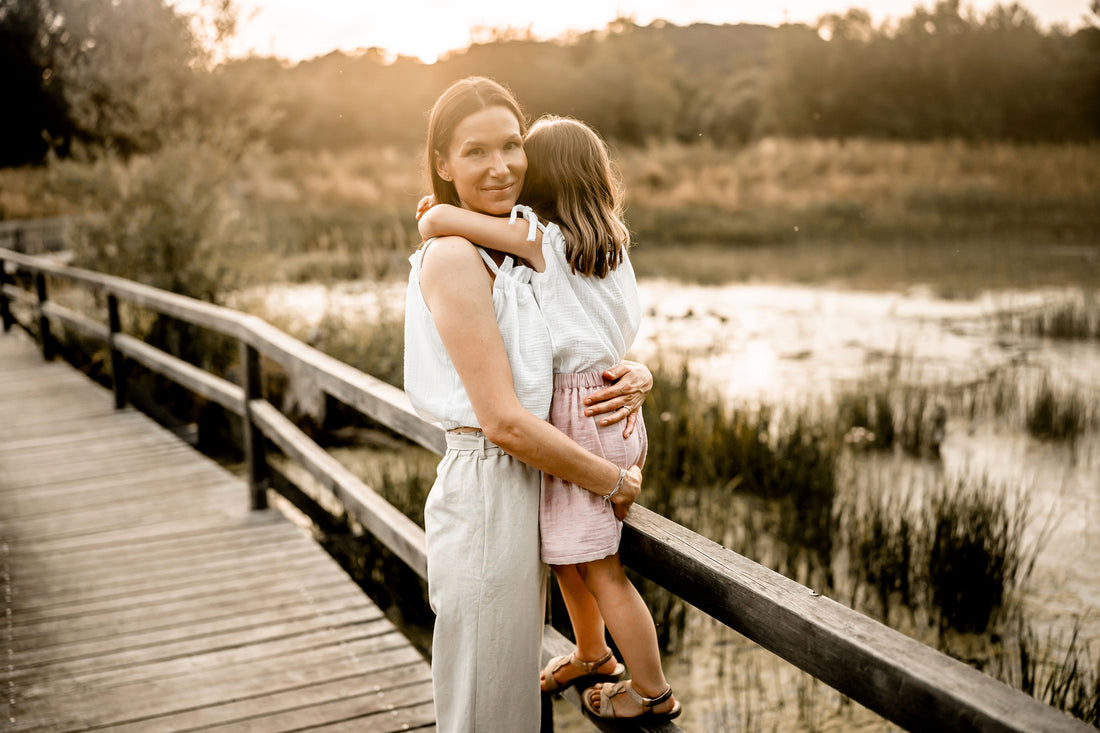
[233, 278, 1100, 732]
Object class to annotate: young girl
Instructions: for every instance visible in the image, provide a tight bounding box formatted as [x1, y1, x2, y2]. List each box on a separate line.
[417, 115, 680, 722]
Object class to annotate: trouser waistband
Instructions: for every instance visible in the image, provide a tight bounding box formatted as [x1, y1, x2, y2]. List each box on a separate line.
[445, 430, 505, 457]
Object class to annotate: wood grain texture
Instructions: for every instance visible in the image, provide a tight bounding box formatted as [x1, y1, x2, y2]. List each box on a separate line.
[0, 331, 436, 733]
[622, 506, 1091, 733]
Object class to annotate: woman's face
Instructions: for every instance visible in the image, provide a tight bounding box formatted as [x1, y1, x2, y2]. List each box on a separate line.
[436, 105, 527, 216]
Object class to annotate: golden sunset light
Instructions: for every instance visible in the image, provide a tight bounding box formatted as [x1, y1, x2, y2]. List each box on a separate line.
[219, 0, 1093, 62]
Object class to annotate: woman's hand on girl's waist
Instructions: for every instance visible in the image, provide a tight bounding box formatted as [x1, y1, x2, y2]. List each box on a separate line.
[584, 360, 653, 438]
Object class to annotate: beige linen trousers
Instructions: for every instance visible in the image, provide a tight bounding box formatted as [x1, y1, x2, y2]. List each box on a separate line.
[424, 431, 546, 732]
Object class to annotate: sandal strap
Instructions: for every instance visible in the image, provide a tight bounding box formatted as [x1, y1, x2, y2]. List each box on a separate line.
[571, 647, 614, 673]
[639, 684, 674, 711]
[586, 682, 676, 720]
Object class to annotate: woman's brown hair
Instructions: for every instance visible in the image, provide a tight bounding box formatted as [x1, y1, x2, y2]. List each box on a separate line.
[520, 116, 629, 278]
[426, 77, 527, 207]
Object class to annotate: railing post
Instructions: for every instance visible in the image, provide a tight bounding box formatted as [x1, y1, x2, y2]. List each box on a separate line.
[107, 294, 127, 409]
[0, 260, 12, 332]
[34, 272, 53, 360]
[240, 340, 269, 510]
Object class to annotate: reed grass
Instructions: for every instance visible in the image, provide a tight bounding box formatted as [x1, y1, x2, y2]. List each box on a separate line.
[837, 384, 947, 458]
[992, 293, 1100, 342]
[926, 477, 1033, 634]
[1026, 377, 1089, 443]
[1017, 299, 1100, 341]
[643, 364, 839, 583]
[992, 618, 1100, 726]
[619, 138, 1100, 248]
[844, 473, 1039, 634]
[5, 138, 1100, 293]
[849, 490, 916, 625]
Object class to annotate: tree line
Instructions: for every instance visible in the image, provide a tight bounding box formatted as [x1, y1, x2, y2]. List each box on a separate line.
[1, 0, 1097, 167]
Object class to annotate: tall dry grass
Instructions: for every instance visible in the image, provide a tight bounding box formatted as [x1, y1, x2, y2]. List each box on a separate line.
[620, 138, 1100, 213]
[4, 137, 1099, 291]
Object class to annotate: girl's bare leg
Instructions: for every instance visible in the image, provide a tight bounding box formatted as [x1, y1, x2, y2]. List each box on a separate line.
[579, 554, 678, 716]
[540, 564, 621, 691]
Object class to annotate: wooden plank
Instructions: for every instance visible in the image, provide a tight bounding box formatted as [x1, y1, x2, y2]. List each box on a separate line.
[0, 331, 435, 733]
[11, 594, 383, 668]
[303, 700, 436, 733]
[10, 577, 353, 648]
[2, 510, 279, 557]
[1, 480, 245, 533]
[36, 616, 401, 689]
[66, 629, 417, 695]
[2, 248, 445, 453]
[5, 603, 389, 685]
[6, 522, 305, 579]
[622, 505, 1091, 733]
[6, 534, 323, 602]
[1, 492, 250, 548]
[250, 399, 429, 579]
[195, 679, 435, 732]
[0, 248, 245, 335]
[246, 317, 446, 455]
[0, 419, 181, 454]
[3, 516, 293, 564]
[7, 550, 335, 615]
[12, 643, 426, 733]
[1, 465, 241, 516]
[115, 333, 245, 414]
[7, 559, 361, 629]
[0, 444, 207, 484]
[41, 300, 110, 341]
[1, 282, 36, 306]
[0, 460, 234, 504]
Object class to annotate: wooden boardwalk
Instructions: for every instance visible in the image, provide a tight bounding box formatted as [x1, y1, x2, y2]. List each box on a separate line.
[0, 332, 435, 732]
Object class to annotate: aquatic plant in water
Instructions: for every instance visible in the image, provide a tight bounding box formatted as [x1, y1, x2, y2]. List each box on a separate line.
[846, 473, 1039, 635]
[992, 618, 1100, 726]
[1026, 377, 1089, 443]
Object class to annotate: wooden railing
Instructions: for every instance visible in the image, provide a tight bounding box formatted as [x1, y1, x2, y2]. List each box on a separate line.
[0, 216, 71, 255]
[0, 244, 1090, 733]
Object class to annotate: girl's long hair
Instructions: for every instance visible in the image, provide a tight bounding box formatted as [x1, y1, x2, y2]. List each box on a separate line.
[426, 77, 527, 207]
[520, 116, 629, 278]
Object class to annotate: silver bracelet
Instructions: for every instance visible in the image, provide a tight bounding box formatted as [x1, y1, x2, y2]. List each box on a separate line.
[603, 467, 627, 504]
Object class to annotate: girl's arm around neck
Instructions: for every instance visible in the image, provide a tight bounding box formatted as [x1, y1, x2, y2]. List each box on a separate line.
[419, 204, 546, 272]
[419, 236, 639, 510]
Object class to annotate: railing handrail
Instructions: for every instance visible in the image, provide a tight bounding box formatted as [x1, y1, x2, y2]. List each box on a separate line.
[0, 245, 1089, 733]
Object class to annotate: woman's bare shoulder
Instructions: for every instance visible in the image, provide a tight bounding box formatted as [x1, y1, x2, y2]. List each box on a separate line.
[420, 236, 489, 287]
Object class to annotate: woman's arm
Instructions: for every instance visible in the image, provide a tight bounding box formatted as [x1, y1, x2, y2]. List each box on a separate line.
[420, 200, 652, 439]
[419, 204, 545, 271]
[420, 235, 640, 517]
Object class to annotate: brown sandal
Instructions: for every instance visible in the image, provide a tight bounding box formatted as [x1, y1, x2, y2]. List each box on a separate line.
[540, 648, 626, 694]
[582, 681, 682, 720]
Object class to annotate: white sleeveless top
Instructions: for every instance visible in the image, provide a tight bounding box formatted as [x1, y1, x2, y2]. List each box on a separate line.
[510, 206, 641, 374]
[404, 240, 553, 429]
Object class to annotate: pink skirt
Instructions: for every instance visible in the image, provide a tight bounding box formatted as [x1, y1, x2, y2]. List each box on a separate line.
[540, 372, 648, 565]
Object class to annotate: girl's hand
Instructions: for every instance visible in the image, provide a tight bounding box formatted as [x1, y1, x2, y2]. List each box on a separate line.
[610, 465, 641, 521]
[415, 194, 436, 221]
[584, 360, 653, 438]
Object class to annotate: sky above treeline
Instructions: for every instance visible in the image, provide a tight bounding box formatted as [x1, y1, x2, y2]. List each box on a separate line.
[200, 0, 1094, 62]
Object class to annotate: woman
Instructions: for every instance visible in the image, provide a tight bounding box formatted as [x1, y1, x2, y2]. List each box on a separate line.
[404, 77, 651, 732]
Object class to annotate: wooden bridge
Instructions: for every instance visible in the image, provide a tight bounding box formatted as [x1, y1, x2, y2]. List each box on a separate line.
[1, 331, 435, 731]
[0, 242, 1091, 733]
